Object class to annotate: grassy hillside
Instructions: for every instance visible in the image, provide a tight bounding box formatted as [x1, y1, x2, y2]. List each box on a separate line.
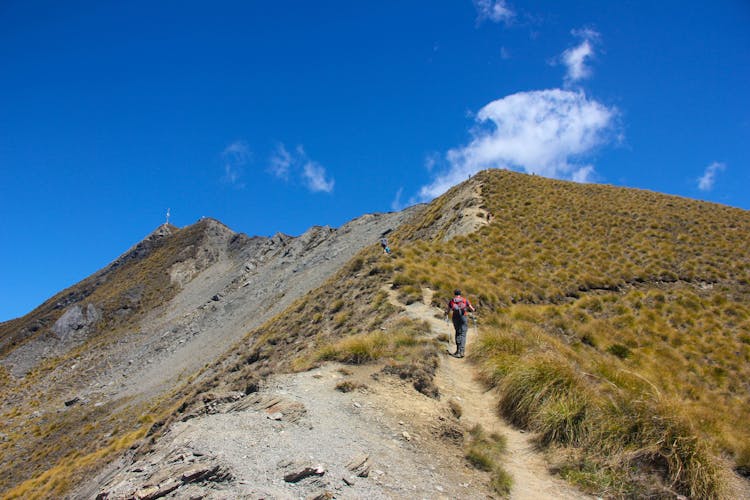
[388, 169, 750, 497]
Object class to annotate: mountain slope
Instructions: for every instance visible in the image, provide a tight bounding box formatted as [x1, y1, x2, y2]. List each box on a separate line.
[3, 169, 749, 499]
[0, 209, 422, 497]
[389, 170, 750, 497]
[143, 169, 750, 498]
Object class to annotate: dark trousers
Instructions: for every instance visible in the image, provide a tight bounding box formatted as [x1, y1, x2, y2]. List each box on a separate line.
[453, 315, 468, 354]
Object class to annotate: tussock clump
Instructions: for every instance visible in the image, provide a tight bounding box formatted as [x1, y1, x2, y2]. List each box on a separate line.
[498, 355, 590, 443]
[464, 424, 511, 496]
[590, 397, 722, 499]
[335, 380, 366, 393]
[310, 317, 441, 398]
[448, 399, 463, 419]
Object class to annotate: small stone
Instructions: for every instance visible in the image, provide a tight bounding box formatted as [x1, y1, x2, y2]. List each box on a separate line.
[353, 402, 361, 408]
[134, 486, 159, 499]
[283, 466, 326, 483]
[346, 454, 370, 477]
[436, 485, 444, 492]
[402, 431, 411, 441]
[268, 412, 283, 420]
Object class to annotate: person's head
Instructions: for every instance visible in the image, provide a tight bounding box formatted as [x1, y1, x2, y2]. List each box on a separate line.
[454, 289, 461, 296]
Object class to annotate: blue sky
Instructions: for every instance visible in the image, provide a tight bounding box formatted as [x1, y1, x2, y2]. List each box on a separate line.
[1, 1, 748, 321]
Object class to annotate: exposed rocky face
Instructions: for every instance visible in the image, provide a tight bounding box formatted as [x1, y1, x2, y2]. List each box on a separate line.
[0, 208, 423, 402]
[51, 303, 102, 342]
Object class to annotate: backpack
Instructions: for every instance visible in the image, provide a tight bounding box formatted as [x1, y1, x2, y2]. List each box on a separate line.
[450, 297, 468, 317]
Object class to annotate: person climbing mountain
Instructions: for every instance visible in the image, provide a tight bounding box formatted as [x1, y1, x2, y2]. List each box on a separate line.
[380, 237, 391, 254]
[446, 289, 475, 358]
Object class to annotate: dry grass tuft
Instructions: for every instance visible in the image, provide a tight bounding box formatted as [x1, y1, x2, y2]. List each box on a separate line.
[464, 424, 512, 496]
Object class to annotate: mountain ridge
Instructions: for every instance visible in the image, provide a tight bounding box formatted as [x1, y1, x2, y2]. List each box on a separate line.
[2, 170, 750, 498]
[0, 204, 428, 496]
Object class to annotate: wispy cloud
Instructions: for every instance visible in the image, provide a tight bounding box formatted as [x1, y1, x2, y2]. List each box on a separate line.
[268, 143, 292, 180]
[560, 28, 600, 85]
[221, 140, 251, 188]
[474, 0, 514, 24]
[418, 89, 618, 200]
[268, 144, 334, 194]
[390, 187, 404, 211]
[698, 161, 726, 191]
[424, 152, 441, 172]
[302, 158, 335, 193]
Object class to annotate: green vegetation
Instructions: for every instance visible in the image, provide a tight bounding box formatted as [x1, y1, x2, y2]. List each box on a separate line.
[465, 424, 512, 496]
[386, 169, 750, 497]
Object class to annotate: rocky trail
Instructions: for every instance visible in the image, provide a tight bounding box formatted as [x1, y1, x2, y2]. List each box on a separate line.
[385, 285, 589, 500]
[92, 285, 591, 499]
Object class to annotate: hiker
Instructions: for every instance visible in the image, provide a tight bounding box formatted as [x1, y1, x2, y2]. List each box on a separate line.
[380, 237, 391, 254]
[446, 289, 475, 358]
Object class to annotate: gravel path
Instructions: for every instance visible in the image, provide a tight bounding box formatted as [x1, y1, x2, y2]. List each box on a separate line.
[385, 286, 590, 500]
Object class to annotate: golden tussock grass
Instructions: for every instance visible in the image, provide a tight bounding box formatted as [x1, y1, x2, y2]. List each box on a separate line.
[386, 169, 750, 497]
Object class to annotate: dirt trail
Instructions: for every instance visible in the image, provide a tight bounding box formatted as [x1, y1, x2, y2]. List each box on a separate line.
[386, 285, 589, 500]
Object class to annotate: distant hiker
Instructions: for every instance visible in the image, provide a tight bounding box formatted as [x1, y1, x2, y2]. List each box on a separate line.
[380, 238, 391, 254]
[446, 289, 475, 358]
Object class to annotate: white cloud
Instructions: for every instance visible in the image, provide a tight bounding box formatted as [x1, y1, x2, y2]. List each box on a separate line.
[221, 140, 250, 188]
[268, 143, 334, 194]
[474, 0, 514, 24]
[302, 160, 335, 193]
[419, 89, 617, 200]
[698, 161, 726, 191]
[269, 143, 292, 180]
[571, 164, 595, 183]
[560, 28, 600, 85]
